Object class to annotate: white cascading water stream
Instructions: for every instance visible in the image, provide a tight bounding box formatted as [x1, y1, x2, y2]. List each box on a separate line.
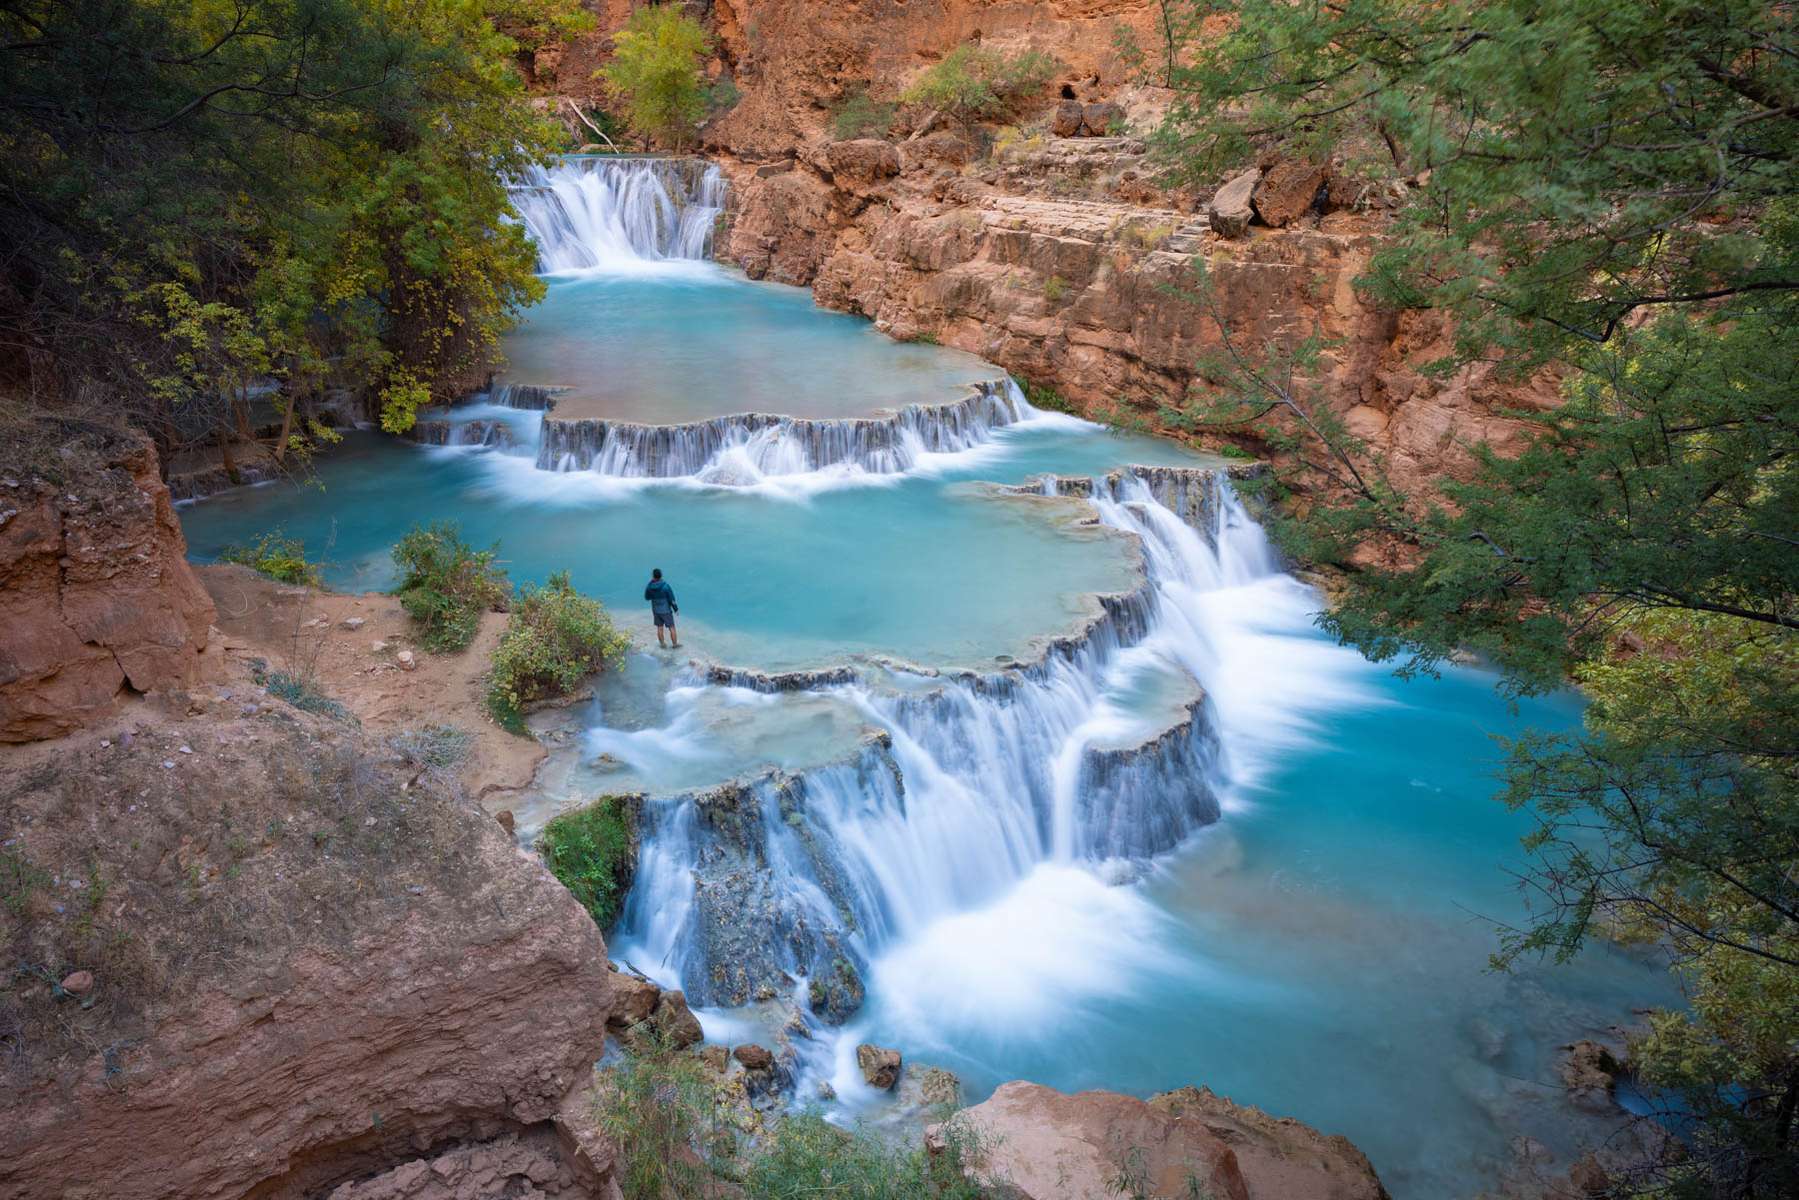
[509, 157, 725, 270]
[610, 473, 1289, 1025]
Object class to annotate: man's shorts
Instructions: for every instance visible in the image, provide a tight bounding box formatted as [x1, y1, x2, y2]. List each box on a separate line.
[654, 610, 675, 628]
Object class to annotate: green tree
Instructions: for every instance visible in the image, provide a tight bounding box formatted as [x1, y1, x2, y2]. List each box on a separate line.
[599, 4, 712, 150]
[900, 41, 1056, 129]
[1157, 3, 1799, 1192]
[0, 0, 586, 456]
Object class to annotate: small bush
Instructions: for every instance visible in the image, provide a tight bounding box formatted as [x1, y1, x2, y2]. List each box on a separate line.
[594, 1044, 728, 1197]
[248, 658, 352, 722]
[1043, 274, 1068, 302]
[992, 124, 1045, 160]
[388, 725, 473, 771]
[486, 571, 628, 731]
[391, 521, 510, 653]
[540, 795, 637, 929]
[744, 1112, 987, 1200]
[708, 78, 741, 115]
[1021, 379, 1078, 414]
[901, 42, 1056, 125]
[1117, 219, 1176, 249]
[219, 530, 321, 586]
[833, 90, 897, 139]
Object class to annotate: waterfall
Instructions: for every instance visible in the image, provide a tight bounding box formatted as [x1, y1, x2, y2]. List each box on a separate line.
[509, 156, 725, 271]
[533, 380, 1037, 481]
[608, 468, 1276, 1020]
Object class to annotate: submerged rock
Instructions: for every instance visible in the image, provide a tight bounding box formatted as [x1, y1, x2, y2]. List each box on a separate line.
[1559, 1039, 1623, 1111]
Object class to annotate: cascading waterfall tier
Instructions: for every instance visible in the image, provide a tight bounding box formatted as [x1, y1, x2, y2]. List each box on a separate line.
[509, 156, 725, 270]
[609, 465, 1274, 1022]
[532, 379, 1034, 480]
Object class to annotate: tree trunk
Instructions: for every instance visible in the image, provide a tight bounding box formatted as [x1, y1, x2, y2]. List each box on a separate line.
[218, 424, 240, 486]
[272, 390, 297, 466]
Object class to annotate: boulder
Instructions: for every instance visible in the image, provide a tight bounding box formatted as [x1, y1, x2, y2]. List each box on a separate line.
[1208, 169, 1261, 239]
[1252, 159, 1330, 228]
[943, 1082, 1250, 1200]
[732, 1043, 775, 1072]
[1152, 1086, 1389, 1199]
[1052, 100, 1086, 137]
[940, 1082, 1389, 1200]
[855, 1042, 902, 1090]
[605, 969, 662, 1030]
[1082, 102, 1124, 136]
[825, 138, 901, 185]
[651, 989, 704, 1049]
[59, 970, 95, 997]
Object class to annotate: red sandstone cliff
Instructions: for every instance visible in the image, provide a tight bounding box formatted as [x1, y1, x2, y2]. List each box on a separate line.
[0, 427, 217, 741]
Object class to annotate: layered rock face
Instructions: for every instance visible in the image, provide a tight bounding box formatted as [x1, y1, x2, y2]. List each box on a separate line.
[0, 429, 216, 741]
[949, 1081, 1389, 1200]
[0, 708, 624, 1199]
[526, 0, 1553, 505]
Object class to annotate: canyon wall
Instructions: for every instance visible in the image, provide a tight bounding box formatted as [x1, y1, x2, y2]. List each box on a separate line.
[545, 1, 1558, 504]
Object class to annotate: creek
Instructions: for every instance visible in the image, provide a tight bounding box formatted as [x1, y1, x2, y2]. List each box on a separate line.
[177, 156, 1676, 1198]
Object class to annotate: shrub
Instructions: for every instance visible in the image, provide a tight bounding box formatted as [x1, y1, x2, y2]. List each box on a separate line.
[219, 530, 321, 586]
[992, 124, 1045, 160]
[255, 666, 352, 722]
[743, 1112, 986, 1200]
[832, 90, 897, 139]
[540, 795, 637, 929]
[599, 4, 713, 149]
[1043, 274, 1067, 302]
[486, 570, 629, 731]
[1020, 379, 1078, 414]
[708, 78, 742, 114]
[391, 522, 510, 653]
[901, 42, 1056, 125]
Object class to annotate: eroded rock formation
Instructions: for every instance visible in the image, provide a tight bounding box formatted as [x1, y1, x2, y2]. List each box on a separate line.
[0, 427, 216, 742]
[0, 704, 625, 1199]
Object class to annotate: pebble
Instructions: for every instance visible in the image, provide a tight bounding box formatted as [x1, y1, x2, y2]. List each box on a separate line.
[341, 616, 366, 630]
[100, 739, 111, 748]
[178, 745, 193, 755]
[372, 640, 389, 654]
[241, 704, 259, 716]
[396, 650, 417, 671]
[60, 971, 95, 996]
[161, 760, 176, 769]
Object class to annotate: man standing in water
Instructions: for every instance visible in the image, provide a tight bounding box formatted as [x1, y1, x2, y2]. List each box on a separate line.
[645, 568, 679, 649]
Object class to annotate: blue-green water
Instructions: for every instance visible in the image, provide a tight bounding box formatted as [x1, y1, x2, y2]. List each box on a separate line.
[176, 252, 1676, 1199]
[500, 269, 1001, 422]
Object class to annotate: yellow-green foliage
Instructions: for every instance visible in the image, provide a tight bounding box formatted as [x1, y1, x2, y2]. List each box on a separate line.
[600, 5, 714, 149]
[2, 0, 585, 436]
[901, 42, 1056, 124]
[1043, 274, 1068, 302]
[219, 531, 322, 587]
[486, 571, 629, 730]
[993, 125, 1046, 160]
[1116, 219, 1177, 250]
[391, 522, 512, 653]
